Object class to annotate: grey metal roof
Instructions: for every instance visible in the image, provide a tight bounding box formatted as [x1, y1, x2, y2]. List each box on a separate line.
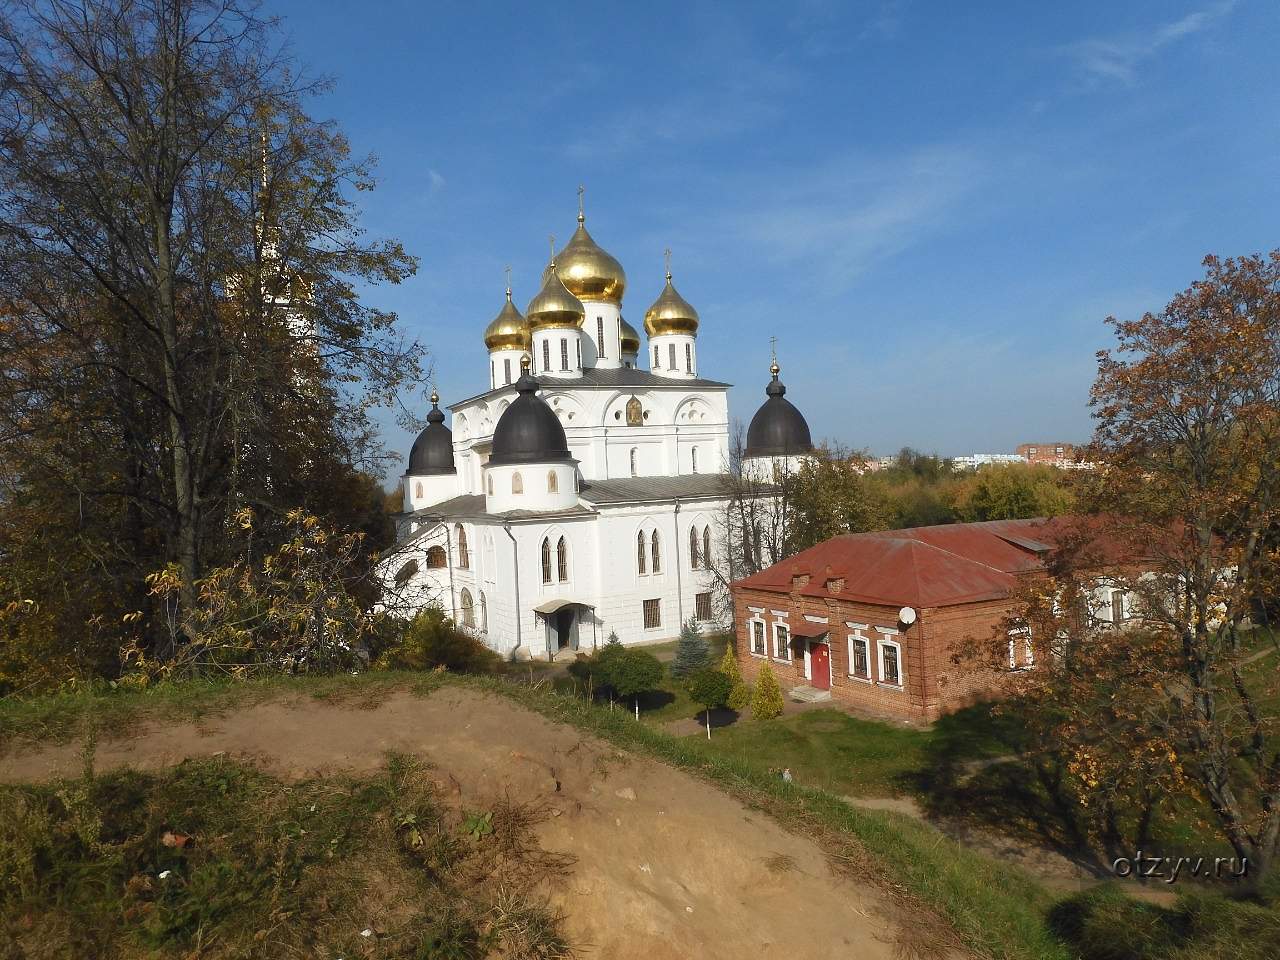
[449, 367, 731, 410]
[578, 473, 736, 504]
[404, 494, 593, 524]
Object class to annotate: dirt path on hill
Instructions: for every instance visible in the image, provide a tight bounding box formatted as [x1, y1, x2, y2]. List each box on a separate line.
[0, 686, 940, 960]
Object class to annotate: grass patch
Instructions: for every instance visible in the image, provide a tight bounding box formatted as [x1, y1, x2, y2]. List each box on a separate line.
[0, 747, 572, 958]
[1048, 885, 1280, 960]
[686, 708, 930, 796]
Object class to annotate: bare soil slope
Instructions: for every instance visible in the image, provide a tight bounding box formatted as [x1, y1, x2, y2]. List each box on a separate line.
[0, 686, 916, 960]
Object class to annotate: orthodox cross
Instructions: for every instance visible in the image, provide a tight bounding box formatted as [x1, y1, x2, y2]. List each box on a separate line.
[770, 336, 778, 364]
[664, 247, 672, 280]
[504, 264, 512, 296]
[577, 184, 585, 221]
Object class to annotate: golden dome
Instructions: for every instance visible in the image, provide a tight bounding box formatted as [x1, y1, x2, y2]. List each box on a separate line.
[543, 213, 627, 305]
[619, 316, 641, 355]
[483, 288, 531, 351]
[526, 261, 586, 330]
[643, 271, 700, 337]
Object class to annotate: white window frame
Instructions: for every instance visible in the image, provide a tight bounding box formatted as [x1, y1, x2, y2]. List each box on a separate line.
[846, 625, 872, 683]
[748, 617, 767, 658]
[875, 626, 904, 690]
[772, 621, 791, 663]
[1007, 624, 1032, 671]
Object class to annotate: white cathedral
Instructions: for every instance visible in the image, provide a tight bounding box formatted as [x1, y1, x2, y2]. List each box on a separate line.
[380, 204, 815, 660]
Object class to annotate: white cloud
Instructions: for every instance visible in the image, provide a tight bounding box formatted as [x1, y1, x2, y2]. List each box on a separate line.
[1061, 1, 1237, 85]
[732, 143, 989, 292]
[426, 168, 445, 196]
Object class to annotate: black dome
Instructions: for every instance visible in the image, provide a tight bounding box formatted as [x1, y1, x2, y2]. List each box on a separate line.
[489, 373, 572, 465]
[744, 369, 813, 458]
[406, 395, 456, 475]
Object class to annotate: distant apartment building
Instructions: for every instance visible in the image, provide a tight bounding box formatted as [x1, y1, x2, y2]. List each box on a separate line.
[951, 453, 1026, 470]
[1018, 442, 1080, 466]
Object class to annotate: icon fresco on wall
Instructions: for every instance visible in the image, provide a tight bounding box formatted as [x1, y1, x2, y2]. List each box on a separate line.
[626, 396, 643, 426]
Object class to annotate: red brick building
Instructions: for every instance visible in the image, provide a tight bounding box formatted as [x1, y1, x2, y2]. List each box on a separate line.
[731, 519, 1077, 723]
[1017, 442, 1080, 465]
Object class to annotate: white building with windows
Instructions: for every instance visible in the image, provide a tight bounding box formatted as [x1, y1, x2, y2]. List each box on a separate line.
[380, 204, 815, 660]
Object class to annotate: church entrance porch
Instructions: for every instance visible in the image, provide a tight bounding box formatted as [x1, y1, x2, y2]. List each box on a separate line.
[533, 599, 596, 660]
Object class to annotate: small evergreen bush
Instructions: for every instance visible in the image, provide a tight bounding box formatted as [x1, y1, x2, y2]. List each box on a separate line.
[751, 662, 784, 720]
[670, 619, 710, 679]
[718, 645, 750, 712]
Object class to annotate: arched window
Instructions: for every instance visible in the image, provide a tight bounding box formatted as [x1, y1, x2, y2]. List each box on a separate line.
[703, 525, 712, 569]
[636, 530, 647, 575]
[541, 537, 552, 584]
[426, 545, 446, 569]
[653, 344, 659, 368]
[668, 342, 676, 370]
[415, 482, 423, 499]
[512, 472, 523, 495]
[541, 339, 550, 372]
[490, 360, 495, 389]
[487, 474, 494, 496]
[479, 591, 488, 632]
[685, 342, 692, 373]
[690, 525, 700, 569]
[691, 447, 698, 473]
[597, 317, 605, 357]
[560, 337, 568, 371]
[557, 537, 568, 582]
[504, 357, 512, 384]
[456, 524, 469, 568]
[394, 559, 419, 586]
[460, 588, 475, 627]
[630, 447, 638, 477]
[547, 470, 558, 493]
[651, 530, 661, 574]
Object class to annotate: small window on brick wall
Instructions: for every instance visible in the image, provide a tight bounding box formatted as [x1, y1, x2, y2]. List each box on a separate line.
[750, 619, 766, 656]
[848, 633, 869, 679]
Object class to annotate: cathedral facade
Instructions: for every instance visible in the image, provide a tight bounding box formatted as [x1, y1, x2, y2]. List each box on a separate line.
[381, 205, 814, 660]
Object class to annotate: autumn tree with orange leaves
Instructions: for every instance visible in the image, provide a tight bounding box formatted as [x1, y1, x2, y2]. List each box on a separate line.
[975, 253, 1280, 888]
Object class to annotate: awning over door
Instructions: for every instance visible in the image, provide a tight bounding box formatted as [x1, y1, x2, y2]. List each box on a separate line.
[532, 598, 594, 615]
[790, 622, 830, 640]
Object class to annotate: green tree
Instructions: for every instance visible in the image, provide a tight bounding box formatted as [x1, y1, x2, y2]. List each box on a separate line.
[607, 649, 664, 713]
[952, 463, 1074, 522]
[719, 644, 750, 712]
[751, 662, 785, 720]
[688, 668, 732, 719]
[670, 619, 710, 678]
[789, 445, 887, 551]
[0, 0, 421, 663]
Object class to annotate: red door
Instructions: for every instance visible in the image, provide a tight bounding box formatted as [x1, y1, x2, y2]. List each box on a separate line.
[810, 642, 831, 690]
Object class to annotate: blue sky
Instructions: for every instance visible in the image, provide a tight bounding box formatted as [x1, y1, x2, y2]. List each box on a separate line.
[267, 0, 1278, 480]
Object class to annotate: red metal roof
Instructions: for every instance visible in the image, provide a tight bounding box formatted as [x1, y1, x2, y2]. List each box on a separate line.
[734, 518, 1066, 608]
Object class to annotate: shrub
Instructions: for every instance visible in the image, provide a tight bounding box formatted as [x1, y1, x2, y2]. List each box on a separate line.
[607, 649, 664, 709]
[687, 668, 732, 714]
[751, 662, 784, 720]
[670, 619, 710, 679]
[718, 645, 750, 711]
[375, 608, 501, 674]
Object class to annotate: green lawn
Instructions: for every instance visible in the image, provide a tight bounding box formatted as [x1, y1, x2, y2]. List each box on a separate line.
[687, 708, 930, 796]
